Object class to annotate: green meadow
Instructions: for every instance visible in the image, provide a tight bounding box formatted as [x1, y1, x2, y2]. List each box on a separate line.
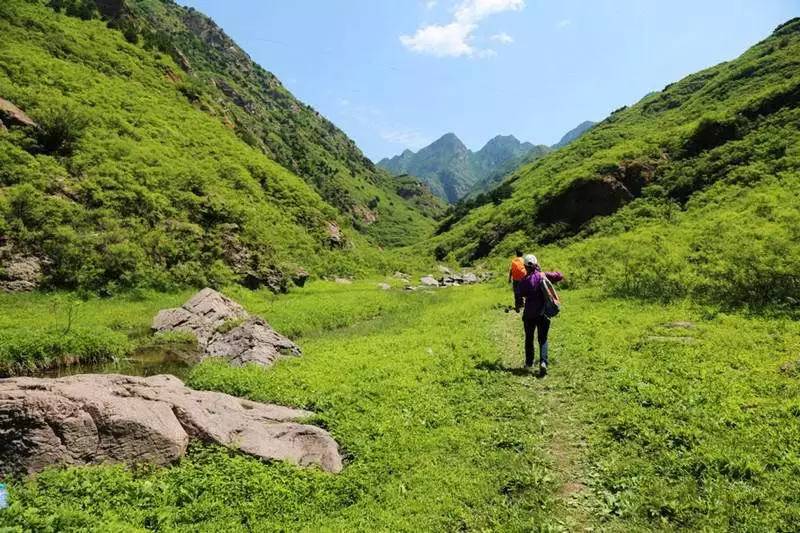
[1, 280, 798, 531]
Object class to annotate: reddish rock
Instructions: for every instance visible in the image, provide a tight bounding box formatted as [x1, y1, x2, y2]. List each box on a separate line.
[0, 97, 37, 129]
[326, 222, 344, 247]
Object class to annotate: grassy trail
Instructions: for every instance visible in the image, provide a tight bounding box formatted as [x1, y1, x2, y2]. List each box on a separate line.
[492, 302, 597, 532]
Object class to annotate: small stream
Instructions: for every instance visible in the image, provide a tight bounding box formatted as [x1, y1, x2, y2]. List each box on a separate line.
[34, 344, 202, 381]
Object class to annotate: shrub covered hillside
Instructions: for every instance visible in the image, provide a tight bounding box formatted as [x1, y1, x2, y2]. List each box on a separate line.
[94, 0, 444, 246]
[0, 1, 435, 293]
[431, 18, 800, 311]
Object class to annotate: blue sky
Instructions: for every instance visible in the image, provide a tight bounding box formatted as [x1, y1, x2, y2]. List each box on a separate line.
[180, 0, 798, 161]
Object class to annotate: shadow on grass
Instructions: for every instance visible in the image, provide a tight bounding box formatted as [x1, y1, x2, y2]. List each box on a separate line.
[475, 360, 541, 378]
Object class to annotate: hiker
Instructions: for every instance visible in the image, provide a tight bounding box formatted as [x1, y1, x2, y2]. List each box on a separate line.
[508, 249, 527, 310]
[515, 254, 563, 376]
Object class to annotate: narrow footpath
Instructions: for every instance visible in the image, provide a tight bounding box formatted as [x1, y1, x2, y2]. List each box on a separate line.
[493, 308, 599, 531]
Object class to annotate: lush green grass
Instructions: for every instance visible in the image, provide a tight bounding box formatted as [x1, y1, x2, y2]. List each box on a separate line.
[0, 327, 131, 375]
[1, 282, 799, 530]
[0, 289, 187, 373]
[531, 293, 800, 530]
[0, 283, 559, 531]
[0, 279, 419, 373]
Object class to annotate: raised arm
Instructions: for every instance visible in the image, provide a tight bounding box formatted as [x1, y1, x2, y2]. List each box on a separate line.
[545, 271, 564, 283]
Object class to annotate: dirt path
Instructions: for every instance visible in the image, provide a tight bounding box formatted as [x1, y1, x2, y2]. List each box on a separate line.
[492, 310, 597, 531]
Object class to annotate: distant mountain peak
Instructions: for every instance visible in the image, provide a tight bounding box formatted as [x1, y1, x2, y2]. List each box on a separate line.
[552, 120, 596, 149]
[378, 132, 547, 203]
[429, 133, 468, 151]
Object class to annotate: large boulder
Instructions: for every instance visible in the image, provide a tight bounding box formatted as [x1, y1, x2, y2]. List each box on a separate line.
[152, 288, 300, 367]
[0, 374, 342, 475]
[326, 222, 344, 248]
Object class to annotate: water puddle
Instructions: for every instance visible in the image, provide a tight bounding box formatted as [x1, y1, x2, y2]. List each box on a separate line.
[34, 344, 202, 380]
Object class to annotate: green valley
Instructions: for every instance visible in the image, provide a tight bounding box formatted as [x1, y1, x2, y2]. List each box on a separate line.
[0, 1, 799, 532]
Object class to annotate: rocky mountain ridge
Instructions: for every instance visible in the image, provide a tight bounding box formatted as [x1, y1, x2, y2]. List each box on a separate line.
[378, 133, 549, 203]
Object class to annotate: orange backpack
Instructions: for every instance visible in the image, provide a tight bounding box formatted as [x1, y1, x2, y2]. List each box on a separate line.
[510, 257, 527, 281]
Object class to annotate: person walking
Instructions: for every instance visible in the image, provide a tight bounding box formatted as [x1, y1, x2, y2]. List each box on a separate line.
[508, 249, 527, 311]
[515, 254, 563, 376]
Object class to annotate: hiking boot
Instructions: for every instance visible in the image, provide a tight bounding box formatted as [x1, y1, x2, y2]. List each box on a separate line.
[539, 362, 547, 377]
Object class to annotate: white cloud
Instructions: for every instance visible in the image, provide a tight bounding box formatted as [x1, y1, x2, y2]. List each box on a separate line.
[380, 129, 432, 149]
[425, 0, 437, 9]
[490, 32, 514, 44]
[556, 18, 572, 30]
[400, 0, 524, 58]
[455, 0, 525, 24]
[400, 21, 476, 57]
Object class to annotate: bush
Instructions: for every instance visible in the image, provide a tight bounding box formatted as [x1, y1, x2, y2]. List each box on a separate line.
[33, 105, 90, 156]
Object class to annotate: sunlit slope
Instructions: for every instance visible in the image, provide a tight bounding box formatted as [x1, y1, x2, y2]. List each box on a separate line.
[101, 0, 441, 246]
[0, 1, 418, 292]
[431, 18, 800, 309]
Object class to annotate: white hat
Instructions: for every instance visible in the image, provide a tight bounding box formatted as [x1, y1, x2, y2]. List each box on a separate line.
[523, 254, 538, 267]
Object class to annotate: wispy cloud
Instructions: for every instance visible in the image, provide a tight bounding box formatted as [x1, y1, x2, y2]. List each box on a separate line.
[380, 129, 432, 150]
[424, 0, 437, 9]
[490, 32, 514, 44]
[400, 0, 524, 58]
[556, 18, 572, 30]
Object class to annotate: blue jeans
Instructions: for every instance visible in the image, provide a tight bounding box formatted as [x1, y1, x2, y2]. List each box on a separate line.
[523, 315, 550, 367]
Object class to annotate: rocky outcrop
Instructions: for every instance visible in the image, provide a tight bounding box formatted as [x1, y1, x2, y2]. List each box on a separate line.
[536, 157, 663, 232]
[326, 222, 344, 248]
[152, 288, 300, 367]
[413, 271, 489, 289]
[0, 374, 342, 475]
[0, 247, 43, 292]
[0, 97, 37, 129]
[292, 268, 310, 287]
[537, 176, 634, 229]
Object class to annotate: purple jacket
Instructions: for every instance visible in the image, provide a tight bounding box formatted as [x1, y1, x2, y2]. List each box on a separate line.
[515, 269, 564, 319]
